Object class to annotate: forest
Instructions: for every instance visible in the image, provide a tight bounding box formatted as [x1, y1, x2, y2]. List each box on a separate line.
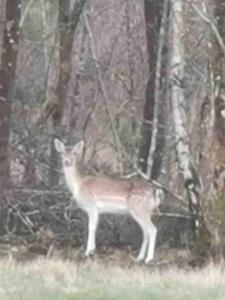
[1, 0, 225, 299]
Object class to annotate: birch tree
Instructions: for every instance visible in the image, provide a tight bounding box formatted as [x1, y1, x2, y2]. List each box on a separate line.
[169, 0, 202, 234]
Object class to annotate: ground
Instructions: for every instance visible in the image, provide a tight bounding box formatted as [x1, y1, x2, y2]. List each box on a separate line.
[0, 247, 225, 300]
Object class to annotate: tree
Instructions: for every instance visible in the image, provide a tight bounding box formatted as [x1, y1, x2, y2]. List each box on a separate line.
[201, 0, 225, 263]
[139, 0, 167, 180]
[47, 0, 87, 185]
[0, 0, 21, 189]
[169, 0, 202, 237]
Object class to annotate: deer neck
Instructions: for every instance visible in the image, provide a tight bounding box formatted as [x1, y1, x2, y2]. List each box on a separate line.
[63, 159, 84, 198]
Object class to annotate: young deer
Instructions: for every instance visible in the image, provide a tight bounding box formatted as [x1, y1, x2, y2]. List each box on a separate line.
[54, 139, 162, 263]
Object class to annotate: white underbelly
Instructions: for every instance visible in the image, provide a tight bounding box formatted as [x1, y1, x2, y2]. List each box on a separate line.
[97, 201, 128, 214]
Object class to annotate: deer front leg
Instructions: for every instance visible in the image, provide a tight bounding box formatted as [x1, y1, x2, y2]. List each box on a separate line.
[85, 209, 99, 256]
[145, 222, 157, 264]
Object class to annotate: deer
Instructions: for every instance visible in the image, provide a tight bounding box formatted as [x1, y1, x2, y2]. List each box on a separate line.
[54, 138, 162, 263]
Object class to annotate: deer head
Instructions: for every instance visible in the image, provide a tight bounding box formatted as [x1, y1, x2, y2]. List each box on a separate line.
[54, 139, 84, 168]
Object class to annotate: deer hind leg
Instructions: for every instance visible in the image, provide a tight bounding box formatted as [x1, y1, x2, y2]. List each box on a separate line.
[136, 227, 148, 262]
[130, 211, 149, 262]
[85, 209, 99, 256]
[130, 210, 157, 263]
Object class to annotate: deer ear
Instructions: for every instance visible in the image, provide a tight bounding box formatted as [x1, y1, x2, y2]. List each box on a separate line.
[54, 139, 65, 154]
[73, 140, 84, 154]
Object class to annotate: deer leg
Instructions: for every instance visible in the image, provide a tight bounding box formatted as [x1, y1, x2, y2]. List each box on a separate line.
[85, 209, 99, 256]
[130, 211, 149, 262]
[145, 221, 157, 264]
[137, 228, 148, 262]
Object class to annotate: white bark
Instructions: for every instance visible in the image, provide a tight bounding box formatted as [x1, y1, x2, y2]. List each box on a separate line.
[170, 0, 201, 222]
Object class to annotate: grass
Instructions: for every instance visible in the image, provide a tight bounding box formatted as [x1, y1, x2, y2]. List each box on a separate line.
[0, 256, 225, 300]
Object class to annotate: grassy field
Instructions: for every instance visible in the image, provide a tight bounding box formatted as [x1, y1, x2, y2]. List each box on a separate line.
[0, 256, 225, 300]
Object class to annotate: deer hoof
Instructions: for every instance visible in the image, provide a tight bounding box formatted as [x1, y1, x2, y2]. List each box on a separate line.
[136, 257, 145, 264]
[84, 250, 95, 257]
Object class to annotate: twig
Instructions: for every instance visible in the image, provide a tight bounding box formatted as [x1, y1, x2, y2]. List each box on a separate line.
[19, 0, 35, 28]
[153, 212, 192, 219]
[201, 152, 225, 169]
[5, 208, 16, 235]
[8, 188, 68, 195]
[192, 3, 225, 57]
[9, 142, 62, 174]
[6, 199, 35, 235]
[16, 210, 35, 234]
[83, 12, 124, 172]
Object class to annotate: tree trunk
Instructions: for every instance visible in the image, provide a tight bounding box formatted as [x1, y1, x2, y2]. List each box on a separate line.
[146, 0, 169, 180]
[49, 0, 87, 186]
[206, 0, 225, 263]
[0, 0, 21, 189]
[139, 0, 164, 176]
[169, 0, 202, 235]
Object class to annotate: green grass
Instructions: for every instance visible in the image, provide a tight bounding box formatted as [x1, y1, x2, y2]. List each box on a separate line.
[0, 258, 225, 300]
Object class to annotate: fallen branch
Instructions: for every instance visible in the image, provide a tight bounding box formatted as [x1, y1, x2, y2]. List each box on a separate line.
[154, 212, 192, 219]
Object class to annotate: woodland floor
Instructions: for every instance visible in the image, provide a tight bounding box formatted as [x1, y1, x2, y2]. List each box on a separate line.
[0, 246, 224, 300]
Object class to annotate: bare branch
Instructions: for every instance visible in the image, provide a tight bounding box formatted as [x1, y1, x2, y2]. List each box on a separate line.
[192, 3, 225, 57]
[19, 0, 35, 28]
[154, 212, 192, 219]
[83, 12, 124, 172]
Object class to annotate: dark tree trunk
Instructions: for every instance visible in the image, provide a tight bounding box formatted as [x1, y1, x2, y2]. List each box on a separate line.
[139, 0, 163, 174]
[151, 0, 169, 180]
[0, 0, 21, 189]
[151, 93, 166, 180]
[49, 0, 87, 186]
[54, 0, 87, 124]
